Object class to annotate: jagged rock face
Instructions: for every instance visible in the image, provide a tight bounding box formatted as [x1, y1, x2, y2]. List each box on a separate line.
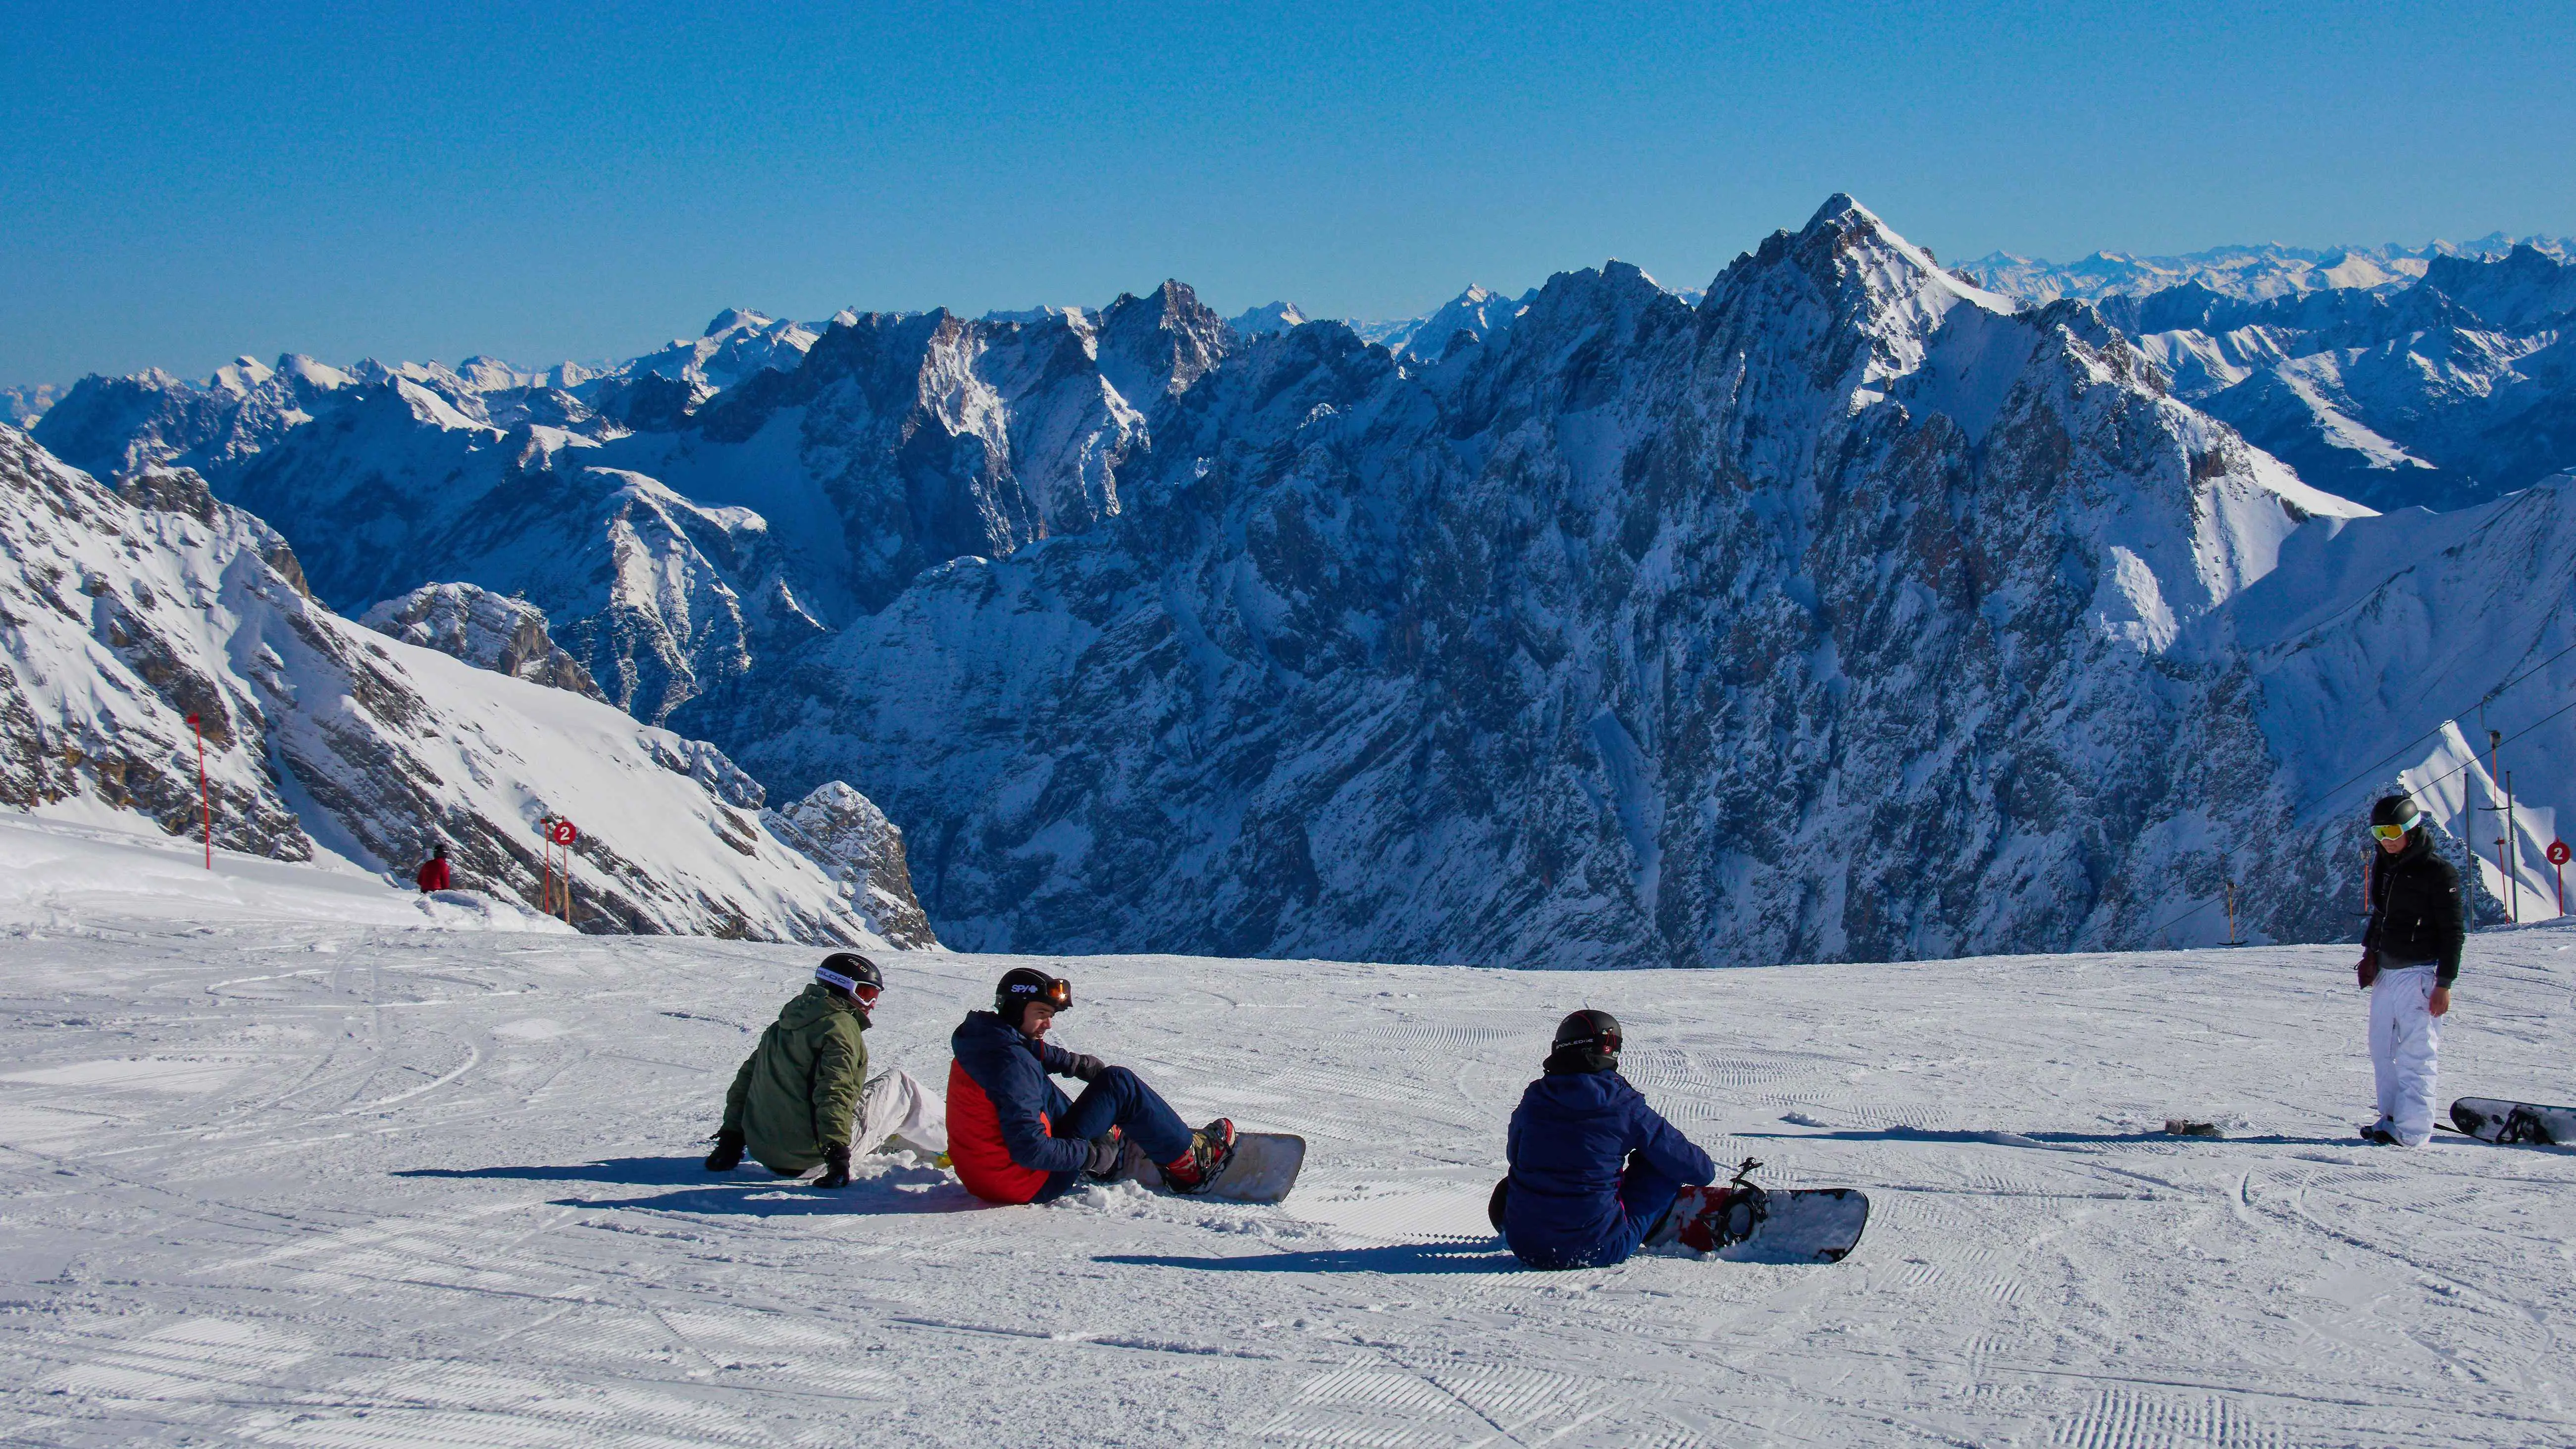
[716, 198, 2378, 966]
[361, 582, 607, 701]
[1394, 284, 1538, 360]
[0, 425, 893, 946]
[765, 781, 938, 949]
[665, 281, 1237, 622]
[200, 388, 811, 724]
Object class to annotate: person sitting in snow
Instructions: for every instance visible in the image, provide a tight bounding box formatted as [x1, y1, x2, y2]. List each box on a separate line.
[704, 953, 941, 1188]
[2357, 793, 2464, 1147]
[945, 967, 1235, 1203]
[1491, 1009, 1738, 1269]
[414, 843, 451, 893]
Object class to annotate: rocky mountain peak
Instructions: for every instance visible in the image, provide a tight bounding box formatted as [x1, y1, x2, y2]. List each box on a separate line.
[1229, 301, 1307, 336]
[361, 582, 609, 702]
[703, 307, 772, 337]
[1096, 279, 1235, 402]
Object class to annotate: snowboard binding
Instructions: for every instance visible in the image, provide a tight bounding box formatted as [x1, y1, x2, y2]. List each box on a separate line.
[1666, 1156, 1771, 1254]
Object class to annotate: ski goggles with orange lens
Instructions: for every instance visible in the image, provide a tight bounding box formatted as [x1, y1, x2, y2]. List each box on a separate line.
[2370, 819, 2418, 842]
[1036, 977, 1071, 1010]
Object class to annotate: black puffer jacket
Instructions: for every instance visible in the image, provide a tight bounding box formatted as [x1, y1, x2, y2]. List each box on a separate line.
[2364, 831, 2465, 986]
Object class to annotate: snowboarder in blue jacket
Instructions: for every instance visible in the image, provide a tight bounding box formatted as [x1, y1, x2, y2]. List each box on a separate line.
[1494, 1010, 1718, 1269]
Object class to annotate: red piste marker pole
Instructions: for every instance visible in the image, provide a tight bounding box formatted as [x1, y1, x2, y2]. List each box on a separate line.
[185, 714, 210, 869]
[2549, 839, 2570, 917]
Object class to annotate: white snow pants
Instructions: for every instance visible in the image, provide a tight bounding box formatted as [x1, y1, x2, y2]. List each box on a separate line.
[2369, 964, 2442, 1146]
[853, 1069, 947, 1157]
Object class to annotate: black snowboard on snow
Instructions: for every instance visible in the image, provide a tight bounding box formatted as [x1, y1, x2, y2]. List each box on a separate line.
[1492, 1158, 1869, 1264]
[2450, 1097, 2576, 1146]
[1115, 1132, 1306, 1203]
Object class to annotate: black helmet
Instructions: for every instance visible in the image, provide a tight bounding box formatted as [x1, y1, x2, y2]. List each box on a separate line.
[1547, 1008, 1623, 1074]
[816, 952, 882, 996]
[2370, 794, 2423, 830]
[996, 967, 1071, 1025]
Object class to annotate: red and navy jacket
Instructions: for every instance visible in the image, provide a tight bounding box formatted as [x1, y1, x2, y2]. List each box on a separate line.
[947, 1010, 1091, 1204]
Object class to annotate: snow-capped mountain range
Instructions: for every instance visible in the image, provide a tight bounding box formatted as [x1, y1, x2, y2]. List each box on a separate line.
[12, 195, 2574, 966]
[0, 428, 935, 948]
[1969, 233, 2571, 304]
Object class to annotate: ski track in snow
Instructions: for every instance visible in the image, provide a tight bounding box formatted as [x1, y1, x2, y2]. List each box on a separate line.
[4, 910, 2576, 1446]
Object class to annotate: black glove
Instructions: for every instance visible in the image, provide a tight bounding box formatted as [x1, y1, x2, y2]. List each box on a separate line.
[1067, 1053, 1107, 1083]
[1083, 1130, 1124, 1179]
[2356, 952, 2380, 989]
[815, 1143, 851, 1190]
[704, 1129, 745, 1172]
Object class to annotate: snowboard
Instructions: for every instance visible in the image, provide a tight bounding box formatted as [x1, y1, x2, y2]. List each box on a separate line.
[2450, 1097, 2576, 1146]
[1117, 1132, 1306, 1203]
[1490, 1157, 1870, 1265]
[1643, 1182, 1871, 1264]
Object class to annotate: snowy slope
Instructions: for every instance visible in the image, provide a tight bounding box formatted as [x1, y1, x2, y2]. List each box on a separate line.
[4, 873, 2575, 1446]
[0, 813, 571, 934]
[0, 426, 905, 946]
[2200, 471, 2576, 920]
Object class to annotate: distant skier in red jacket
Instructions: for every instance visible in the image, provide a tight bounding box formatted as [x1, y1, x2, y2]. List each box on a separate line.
[415, 844, 452, 893]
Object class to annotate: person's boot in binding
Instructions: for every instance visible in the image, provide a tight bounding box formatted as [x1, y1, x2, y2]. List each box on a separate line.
[1161, 1119, 1237, 1193]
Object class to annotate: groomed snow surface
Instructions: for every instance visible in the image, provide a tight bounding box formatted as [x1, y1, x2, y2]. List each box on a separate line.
[5, 836, 2576, 1446]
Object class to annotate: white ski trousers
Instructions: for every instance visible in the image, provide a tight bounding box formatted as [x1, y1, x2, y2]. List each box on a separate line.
[2369, 964, 2442, 1146]
[853, 1068, 948, 1157]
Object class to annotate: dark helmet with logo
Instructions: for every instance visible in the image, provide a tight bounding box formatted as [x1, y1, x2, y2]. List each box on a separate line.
[816, 952, 882, 997]
[995, 966, 1072, 1026]
[1547, 1009, 1623, 1073]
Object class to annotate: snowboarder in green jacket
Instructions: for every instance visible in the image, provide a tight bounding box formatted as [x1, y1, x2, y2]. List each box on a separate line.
[706, 954, 879, 1187]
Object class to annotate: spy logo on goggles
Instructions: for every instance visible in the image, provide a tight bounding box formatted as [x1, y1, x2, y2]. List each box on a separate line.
[1004, 976, 1073, 1010]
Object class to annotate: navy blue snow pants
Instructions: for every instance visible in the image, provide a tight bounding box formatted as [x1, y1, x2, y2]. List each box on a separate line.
[1033, 1067, 1194, 1201]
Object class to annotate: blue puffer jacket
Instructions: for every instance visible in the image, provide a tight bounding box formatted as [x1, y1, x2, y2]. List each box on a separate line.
[1504, 1069, 1715, 1264]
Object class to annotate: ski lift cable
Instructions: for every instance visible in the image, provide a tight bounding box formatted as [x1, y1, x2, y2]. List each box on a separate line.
[2131, 638, 2576, 945]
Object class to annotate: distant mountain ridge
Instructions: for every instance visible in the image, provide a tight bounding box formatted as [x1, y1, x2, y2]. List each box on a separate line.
[21, 196, 2576, 966]
[1970, 233, 2572, 304]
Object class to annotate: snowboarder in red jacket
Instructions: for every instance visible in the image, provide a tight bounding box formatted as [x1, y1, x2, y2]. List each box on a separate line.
[414, 844, 452, 893]
[945, 967, 1235, 1203]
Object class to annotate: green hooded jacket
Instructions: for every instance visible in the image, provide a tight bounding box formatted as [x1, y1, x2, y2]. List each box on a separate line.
[722, 982, 870, 1173]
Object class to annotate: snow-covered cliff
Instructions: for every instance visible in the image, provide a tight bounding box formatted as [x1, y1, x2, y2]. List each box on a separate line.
[0, 426, 917, 947]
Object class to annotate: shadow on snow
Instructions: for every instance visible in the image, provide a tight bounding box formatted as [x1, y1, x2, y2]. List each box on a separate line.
[1737, 1128, 2366, 1149]
[1100, 1241, 1519, 1275]
[397, 1157, 981, 1215]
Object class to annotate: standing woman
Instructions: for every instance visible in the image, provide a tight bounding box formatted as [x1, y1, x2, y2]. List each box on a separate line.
[2357, 794, 2465, 1146]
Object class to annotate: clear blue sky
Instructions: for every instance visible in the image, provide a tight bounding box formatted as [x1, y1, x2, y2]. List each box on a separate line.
[4, 1, 2571, 385]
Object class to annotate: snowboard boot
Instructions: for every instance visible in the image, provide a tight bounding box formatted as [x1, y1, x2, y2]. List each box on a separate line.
[1670, 1184, 1769, 1253]
[1161, 1120, 1238, 1194]
[2359, 1120, 2399, 1146]
[704, 1129, 745, 1172]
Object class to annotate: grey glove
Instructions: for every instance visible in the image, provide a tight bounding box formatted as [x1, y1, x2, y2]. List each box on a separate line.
[1066, 1053, 1107, 1083]
[1082, 1131, 1124, 1179]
